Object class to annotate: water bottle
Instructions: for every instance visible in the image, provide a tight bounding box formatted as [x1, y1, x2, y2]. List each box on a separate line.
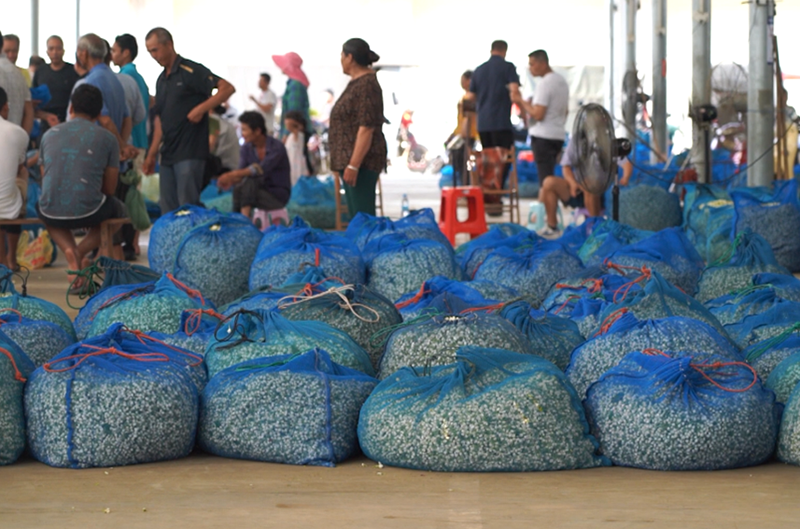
[401, 194, 410, 218]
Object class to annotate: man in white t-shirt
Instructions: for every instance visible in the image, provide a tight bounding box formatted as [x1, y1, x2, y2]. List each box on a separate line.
[513, 49, 568, 186]
[0, 87, 29, 270]
[250, 73, 277, 136]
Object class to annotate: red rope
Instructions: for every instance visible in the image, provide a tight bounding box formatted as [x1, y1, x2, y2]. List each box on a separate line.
[641, 349, 758, 393]
[395, 282, 430, 310]
[183, 309, 226, 336]
[594, 307, 629, 337]
[0, 347, 26, 382]
[0, 308, 23, 324]
[43, 345, 170, 373]
[166, 273, 205, 306]
[460, 303, 505, 315]
[314, 247, 321, 267]
[610, 265, 652, 304]
[554, 294, 582, 315]
[124, 329, 204, 367]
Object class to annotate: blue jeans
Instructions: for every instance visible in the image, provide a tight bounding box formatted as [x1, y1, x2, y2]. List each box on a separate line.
[159, 159, 205, 214]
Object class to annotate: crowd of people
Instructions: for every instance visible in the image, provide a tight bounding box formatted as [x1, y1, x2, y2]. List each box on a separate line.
[0, 27, 388, 289]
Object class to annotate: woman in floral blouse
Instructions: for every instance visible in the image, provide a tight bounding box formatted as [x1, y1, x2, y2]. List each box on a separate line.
[328, 38, 387, 217]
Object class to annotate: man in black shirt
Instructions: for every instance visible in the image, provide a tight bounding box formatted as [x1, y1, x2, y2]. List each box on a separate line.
[142, 27, 235, 214]
[468, 40, 520, 150]
[32, 36, 80, 126]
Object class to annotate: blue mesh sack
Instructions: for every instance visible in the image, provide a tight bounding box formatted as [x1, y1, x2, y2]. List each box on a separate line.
[0, 340, 34, 465]
[766, 352, 800, 404]
[742, 331, 800, 382]
[172, 216, 264, 307]
[394, 276, 503, 320]
[541, 267, 633, 316]
[200, 181, 233, 213]
[0, 268, 75, 341]
[457, 229, 539, 279]
[286, 176, 346, 229]
[261, 216, 309, 247]
[566, 313, 742, 399]
[345, 208, 450, 251]
[472, 240, 584, 306]
[465, 280, 521, 302]
[363, 234, 461, 303]
[377, 312, 534, 380]
[696, 231, 790, 303]
[593, 270, 730, 341]
[148, 205, 220, 274]
[216, 266, 335, 315]
[618, 185, 682, 231]
[778, 384, 800, 465]
[499, 301, 584, 370]
[577, 219, 653, 266]
[732, 180, 800, 272]
[358, 347, 608, 472]
[144, 308, 226, 356]
[199, 349, 377, 466]
[751, 272, 800, 302]
[682, 184, 734, 265]
[249, 228, 364, 290]
[88, 273, 213, 338]
[278, 283, 402, 370]
[556, 217, 603, 253]
[585, 351, 778, 470]
[725, 302, 800, 350]
[706, 286, 786, 326]
[205, 310, 374, 378]
[67, 257, 160, 305]
[567, 297, 612, 339]
[74, 281, 156, 340]
[24, 323, 205, 468]
[0, 311, 74, 367]
[605, 228, 705, 295]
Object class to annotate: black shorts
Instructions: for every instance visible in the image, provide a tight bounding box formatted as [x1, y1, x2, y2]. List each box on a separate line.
[37, 195, 127, 231]
[479, 130, 514, 150]
[531, 136, 565, 182]
[564, 191, 605, 210]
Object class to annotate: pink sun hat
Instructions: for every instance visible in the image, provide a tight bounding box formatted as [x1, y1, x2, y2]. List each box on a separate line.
[272, 52, 310, 88]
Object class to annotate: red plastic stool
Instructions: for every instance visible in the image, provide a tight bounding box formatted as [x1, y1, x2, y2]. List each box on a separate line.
[438, 186, 489, 245]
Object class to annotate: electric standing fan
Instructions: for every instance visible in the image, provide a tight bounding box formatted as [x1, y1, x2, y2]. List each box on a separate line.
[571, 103, 633, 221]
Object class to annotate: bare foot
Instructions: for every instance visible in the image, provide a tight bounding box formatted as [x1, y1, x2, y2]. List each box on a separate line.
[63, 247, 84, 290]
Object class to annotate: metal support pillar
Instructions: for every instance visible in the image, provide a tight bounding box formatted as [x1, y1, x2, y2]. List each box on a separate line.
[652, 0, 667, 163]
[691, 0, 711, 183]
[623, 0, 637, 152]
[76, 0, 81, 45]
[31, 0, 39, 55]
[747, 0, 775, 187]
[607, 0, 616, 118]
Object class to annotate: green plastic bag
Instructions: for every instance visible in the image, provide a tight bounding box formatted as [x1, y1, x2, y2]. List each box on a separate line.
[120, 169, 152, 231]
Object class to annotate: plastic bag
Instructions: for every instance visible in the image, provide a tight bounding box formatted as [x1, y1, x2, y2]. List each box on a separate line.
[16, 229, 56, 270]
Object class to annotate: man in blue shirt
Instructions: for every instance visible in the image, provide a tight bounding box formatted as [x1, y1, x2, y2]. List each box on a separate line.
[70, 33, 137, 161]
[111, 34, 150, 151]
[468, 40, 520, 150]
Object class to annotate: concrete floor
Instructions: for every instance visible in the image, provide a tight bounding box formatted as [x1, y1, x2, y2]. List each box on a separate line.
[2, 167, 799, 528]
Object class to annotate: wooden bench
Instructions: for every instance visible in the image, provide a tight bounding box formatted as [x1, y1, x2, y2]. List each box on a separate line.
[0, 217, 132, 258]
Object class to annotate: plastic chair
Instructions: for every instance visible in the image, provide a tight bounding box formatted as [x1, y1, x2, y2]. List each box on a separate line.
[253, 208, 289, 230]
[438, 186, 489, 245]
[469, 146, 521, 225]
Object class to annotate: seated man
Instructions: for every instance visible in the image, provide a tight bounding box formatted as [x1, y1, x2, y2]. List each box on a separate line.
[217, 111, 291, 223]
[537, 137, 633, 238]
[0, 87, 29, 270]
[38, 84, 127, 289]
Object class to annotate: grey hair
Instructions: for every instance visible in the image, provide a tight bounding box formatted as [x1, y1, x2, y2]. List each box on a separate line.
[77, 33, 107, 59]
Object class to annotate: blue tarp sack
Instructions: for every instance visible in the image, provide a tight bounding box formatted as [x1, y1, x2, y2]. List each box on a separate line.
[87, 273, 214, 338]
[577, 219, 653, 266]
[456, 228, 538, 279]
[199, 349, 377, 467]
[205, 310, 374, 378]
[618, 185, 682, 231]
[172, 216, 264, 307]
[696, 231, 790, 303]
[346, 208, 450, 251]
[605, 228, 705, 295]
[377, 311, 534, 380]
[358, 346, 609, 472]
[472, 238, 584, 305]
[0, 266, 75, 340]
[0, 338, 34, 465]
[286, 176, 346, 229]
[731, 179, 800, 272]
[556, 217, 603, 253]
[500, 300, 584, 370]
[566, 313, 742, 399]
[765, 352, 800, 404]
[73, 280, 156, 340]
[585, 351, 778, 470]
[682, 184, 734, 265]
[724, 302, 800, 350]
[593, 269, 730, 342]
[362, 233, 461, 303]
[742, 331, 800, 382]
[24, 323, 204, 468]
[778, 384, 800, 465]
[278, 283, 402, 370]
[394, 276, 503, 320]
[0, 311, 74, 367]
[148, 205, 221, 274]
[250, 228, 364, 291]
